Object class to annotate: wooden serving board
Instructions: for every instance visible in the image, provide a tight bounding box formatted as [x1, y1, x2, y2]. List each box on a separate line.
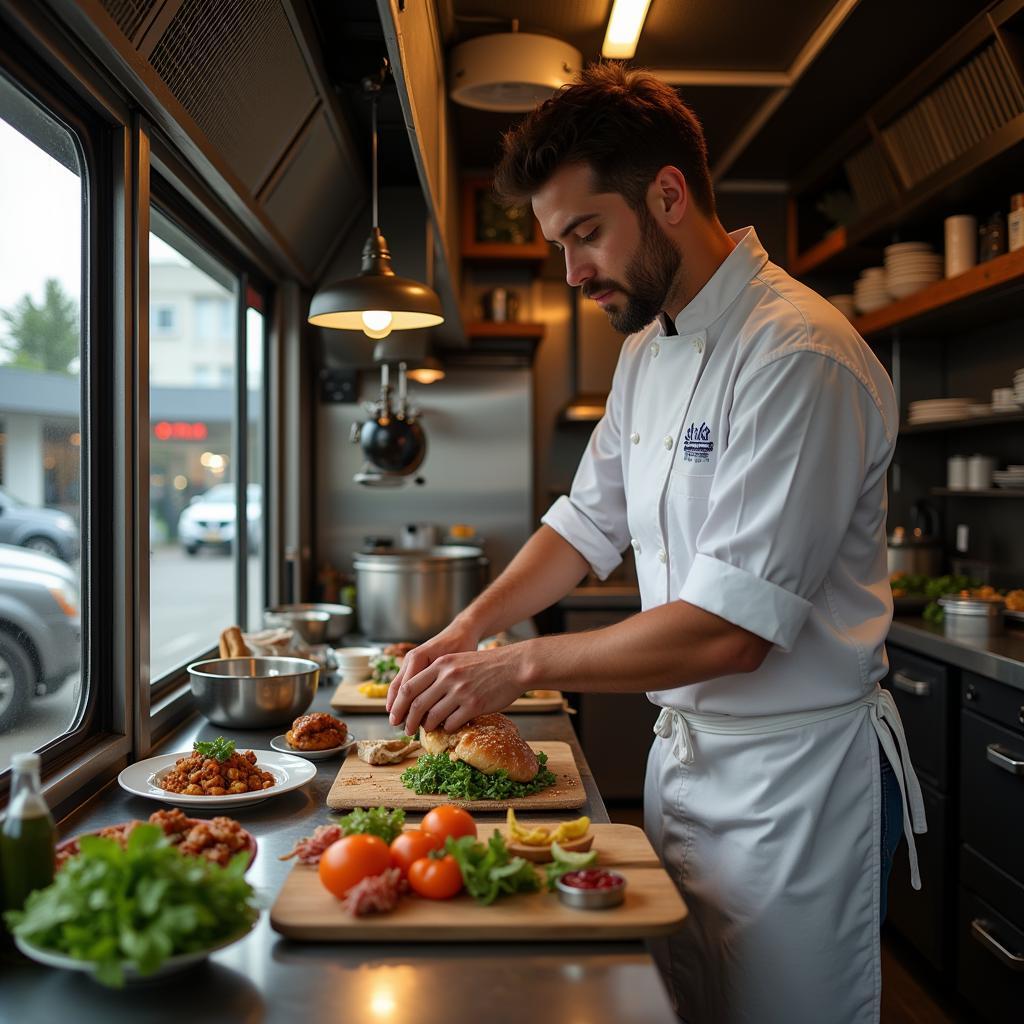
[325, 741, 586, 811]
[330, 682, 565, 713]
[270, 824, 687, 942]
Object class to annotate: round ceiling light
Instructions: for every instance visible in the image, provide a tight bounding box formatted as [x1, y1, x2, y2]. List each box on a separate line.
[449, 32, 582, 112]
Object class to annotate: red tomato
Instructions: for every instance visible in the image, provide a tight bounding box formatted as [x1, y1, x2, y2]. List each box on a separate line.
[420, 805, 477, 843]
[407, 854, 463, 900]
[389, 829, 442, 875]
[318, 834, 391, 898]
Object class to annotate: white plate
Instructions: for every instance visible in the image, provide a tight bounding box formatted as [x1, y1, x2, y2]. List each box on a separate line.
[117, 750, 316, 808]
[15, 923, 256, 985]
[270, 732, 357, 760]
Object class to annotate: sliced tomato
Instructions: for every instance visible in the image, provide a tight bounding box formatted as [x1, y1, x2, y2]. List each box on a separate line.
[407, 854, 463, 900]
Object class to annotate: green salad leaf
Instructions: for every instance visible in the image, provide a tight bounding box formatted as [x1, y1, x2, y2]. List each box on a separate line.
[400, 751, 556, 800]
[370, 655, 401, 685]
[444, 831, 540, 905]
[193, 736, 236, 762]
[3, 824, 257, 988]
[334, 806, 406, 844]
[544, 841, 599, 890]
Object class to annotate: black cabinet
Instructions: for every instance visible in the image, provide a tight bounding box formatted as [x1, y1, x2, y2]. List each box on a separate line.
[957, 671, 1024, 1020]
[884, 644, 958, 971]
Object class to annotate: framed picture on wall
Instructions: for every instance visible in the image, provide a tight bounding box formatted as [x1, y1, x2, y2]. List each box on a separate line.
[460, 176, 549, 262]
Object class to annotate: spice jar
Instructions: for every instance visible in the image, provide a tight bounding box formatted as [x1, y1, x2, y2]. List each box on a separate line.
[979, 213, 1007, 262]
[1009, 193, 1024, 253]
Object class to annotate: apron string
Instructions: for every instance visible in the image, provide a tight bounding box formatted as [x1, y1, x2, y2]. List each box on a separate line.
[654, 706, 695, 765]
[869, 688, 928, 890]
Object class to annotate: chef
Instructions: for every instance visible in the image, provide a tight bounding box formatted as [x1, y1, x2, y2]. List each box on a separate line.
[387, 63, 926, 1024]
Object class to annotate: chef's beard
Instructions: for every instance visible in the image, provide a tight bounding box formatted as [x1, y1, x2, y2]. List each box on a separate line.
[585, 204, 683, 335]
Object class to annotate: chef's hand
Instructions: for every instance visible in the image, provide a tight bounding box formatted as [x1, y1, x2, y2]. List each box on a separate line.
[388, 642, 530, 737]
[385, 619, 481, 715]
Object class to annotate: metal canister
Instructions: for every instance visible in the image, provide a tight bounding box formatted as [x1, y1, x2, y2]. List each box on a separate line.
[938, 594, 1005, 639]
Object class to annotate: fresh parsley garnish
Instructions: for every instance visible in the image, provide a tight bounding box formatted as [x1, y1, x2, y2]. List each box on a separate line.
[193, 736, 236, 762]
[400, 751, 555, 800]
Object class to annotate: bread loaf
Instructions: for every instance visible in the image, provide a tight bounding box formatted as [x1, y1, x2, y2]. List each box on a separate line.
[421, 713, 538, 783]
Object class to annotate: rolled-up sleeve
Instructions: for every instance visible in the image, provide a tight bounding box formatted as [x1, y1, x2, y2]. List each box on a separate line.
[541, 358, 630, 580]
[678, 347, 889, 651]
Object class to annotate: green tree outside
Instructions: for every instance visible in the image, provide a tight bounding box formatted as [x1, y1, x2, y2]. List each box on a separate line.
[0, 278, 79, 374]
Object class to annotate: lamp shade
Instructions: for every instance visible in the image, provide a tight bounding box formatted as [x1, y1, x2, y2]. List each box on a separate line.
[308, 227, 445, 331]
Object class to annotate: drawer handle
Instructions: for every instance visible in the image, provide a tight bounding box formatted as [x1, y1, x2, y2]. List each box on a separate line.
[892, 671, 931, 697]
[971, 918, 1024, 972]
[986, 744, 1024, 776]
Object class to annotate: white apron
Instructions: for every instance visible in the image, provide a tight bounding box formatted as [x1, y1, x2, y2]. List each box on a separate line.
[644, 687, 926, 1024]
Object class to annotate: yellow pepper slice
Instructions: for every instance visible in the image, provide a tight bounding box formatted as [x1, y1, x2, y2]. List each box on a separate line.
[357, 682, 390, 698]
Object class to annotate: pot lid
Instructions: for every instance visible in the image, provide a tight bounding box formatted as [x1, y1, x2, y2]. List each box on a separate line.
[938, 594, 1005, 615]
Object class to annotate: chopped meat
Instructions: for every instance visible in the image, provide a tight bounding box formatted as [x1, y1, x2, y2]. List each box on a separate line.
[342, 867, 406, 917]
[278, 824, 344, 865]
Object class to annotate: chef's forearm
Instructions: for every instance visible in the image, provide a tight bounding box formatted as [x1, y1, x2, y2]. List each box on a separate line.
[453, 525, 590, 640]
[521, 600, 770, 693]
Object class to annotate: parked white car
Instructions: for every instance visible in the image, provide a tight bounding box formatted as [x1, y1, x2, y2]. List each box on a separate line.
[177, 483, 262, 556]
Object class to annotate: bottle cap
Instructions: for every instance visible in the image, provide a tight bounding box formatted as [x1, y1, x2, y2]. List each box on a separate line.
[11, 752, 41, 772]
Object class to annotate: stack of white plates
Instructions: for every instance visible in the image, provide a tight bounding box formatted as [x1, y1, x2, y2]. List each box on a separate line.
[853, 268, 889, 314]
[1014, 368, 1024, 404]
[907, 397, 974, 424]
[884, 242, 942, 299]
[993, 466, 1024, 489]
[992, 385, 1021, 412]
[826, 294, 855, 319]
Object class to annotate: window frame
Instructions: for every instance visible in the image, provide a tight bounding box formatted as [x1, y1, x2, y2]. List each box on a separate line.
[141, 167, 274, 747]
[0, 17, 135, 810]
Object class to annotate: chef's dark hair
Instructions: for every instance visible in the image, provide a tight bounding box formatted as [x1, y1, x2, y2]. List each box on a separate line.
[493, 62, 715, 217]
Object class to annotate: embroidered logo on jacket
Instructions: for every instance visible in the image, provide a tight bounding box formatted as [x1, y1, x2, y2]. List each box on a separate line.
[682, 421, 714, 463]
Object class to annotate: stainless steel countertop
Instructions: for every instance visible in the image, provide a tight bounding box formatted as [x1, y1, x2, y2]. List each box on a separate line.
[2, 686, 679, 1022]
[890, 616, 1024, 692]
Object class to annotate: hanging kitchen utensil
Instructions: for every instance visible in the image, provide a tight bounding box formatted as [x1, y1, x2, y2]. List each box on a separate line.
[351, 362, 426, 486]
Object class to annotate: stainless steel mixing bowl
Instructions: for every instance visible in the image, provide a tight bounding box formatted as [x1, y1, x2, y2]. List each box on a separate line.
[264, 603, 353, 643]
[263, 608, 330, 645]
[188, 657, 320, 728]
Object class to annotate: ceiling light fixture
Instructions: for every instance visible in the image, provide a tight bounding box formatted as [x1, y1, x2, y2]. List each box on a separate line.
[449, 28, 581, 112]
[372, 334, 446, 385]
[601, 0, 653, 60]
[308, 61, 444, 336]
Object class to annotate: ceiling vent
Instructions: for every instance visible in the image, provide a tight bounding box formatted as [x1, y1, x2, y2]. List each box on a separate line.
[449, 32, 582, 112]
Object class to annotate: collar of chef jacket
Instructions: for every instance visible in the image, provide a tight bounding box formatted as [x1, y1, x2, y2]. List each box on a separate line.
[656, 226, 769, 343]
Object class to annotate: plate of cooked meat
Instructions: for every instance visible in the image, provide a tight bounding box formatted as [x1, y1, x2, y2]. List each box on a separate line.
[271, 712, 356, 760]
[56, 808, 257, 870]
[118, 736, 317, 809]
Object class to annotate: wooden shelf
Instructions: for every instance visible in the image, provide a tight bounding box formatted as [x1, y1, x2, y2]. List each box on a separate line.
[931, 488, 1024, 497]
[901, 411, 1024, 434]
[465, 321, 545, 339]
[852, 247, 1024, 338]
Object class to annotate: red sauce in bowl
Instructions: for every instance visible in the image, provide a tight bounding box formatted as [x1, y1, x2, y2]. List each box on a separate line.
[560, 869, 624, 890]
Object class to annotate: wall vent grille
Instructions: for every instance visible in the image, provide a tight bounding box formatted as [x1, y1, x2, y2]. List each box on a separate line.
[101, 0, 159, 42]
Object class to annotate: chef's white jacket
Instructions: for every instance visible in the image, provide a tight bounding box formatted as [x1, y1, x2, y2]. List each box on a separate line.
[543, 226, 898, 715]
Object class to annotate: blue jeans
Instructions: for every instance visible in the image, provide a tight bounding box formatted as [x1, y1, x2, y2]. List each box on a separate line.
[879, 747, 904, 922]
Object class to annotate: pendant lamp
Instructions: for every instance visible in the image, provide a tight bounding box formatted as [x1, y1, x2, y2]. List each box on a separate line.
[308, 63, 444, 336]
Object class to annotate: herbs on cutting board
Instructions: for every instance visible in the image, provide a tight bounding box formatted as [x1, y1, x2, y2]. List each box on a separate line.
[400, 751, 556, 800]
[443, 830, 540, 905]
[334, 806, 406, 845]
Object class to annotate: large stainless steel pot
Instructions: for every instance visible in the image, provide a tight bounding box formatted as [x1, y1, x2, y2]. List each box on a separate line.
[353, 545, 488, 642]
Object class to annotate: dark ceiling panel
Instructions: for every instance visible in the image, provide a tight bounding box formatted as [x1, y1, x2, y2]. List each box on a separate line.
[726, 0, 986, 179]
[636, 0, 838, 71]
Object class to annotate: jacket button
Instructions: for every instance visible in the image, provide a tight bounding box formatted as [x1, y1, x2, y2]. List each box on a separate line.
[630, 432, 640, 445]
[663, 436, 673, 450]
[657, 548, 667, 563]
[694, 337, 705, 353]
[631, 538, 642, 554]
[650, 342, 660, 357]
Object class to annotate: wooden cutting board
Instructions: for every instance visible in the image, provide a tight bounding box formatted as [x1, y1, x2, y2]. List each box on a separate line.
[270, 823, 687, 942]
[330, 683, 565, 714]
[325, 741, 586, 811]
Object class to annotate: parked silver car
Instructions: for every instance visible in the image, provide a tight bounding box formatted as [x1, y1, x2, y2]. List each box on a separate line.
[0, 486, 79, 562]
[0, 543, 80, 732]
[177, 482, 262, 556]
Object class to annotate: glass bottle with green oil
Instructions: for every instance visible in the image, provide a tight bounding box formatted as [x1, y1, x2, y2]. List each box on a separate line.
[1, 752, 56, 915]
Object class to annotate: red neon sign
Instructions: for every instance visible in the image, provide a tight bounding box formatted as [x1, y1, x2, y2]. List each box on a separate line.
[153, 421, 208, 441]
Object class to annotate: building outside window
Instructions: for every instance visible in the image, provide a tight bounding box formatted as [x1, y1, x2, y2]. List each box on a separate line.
[152, 303, 178, 336]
